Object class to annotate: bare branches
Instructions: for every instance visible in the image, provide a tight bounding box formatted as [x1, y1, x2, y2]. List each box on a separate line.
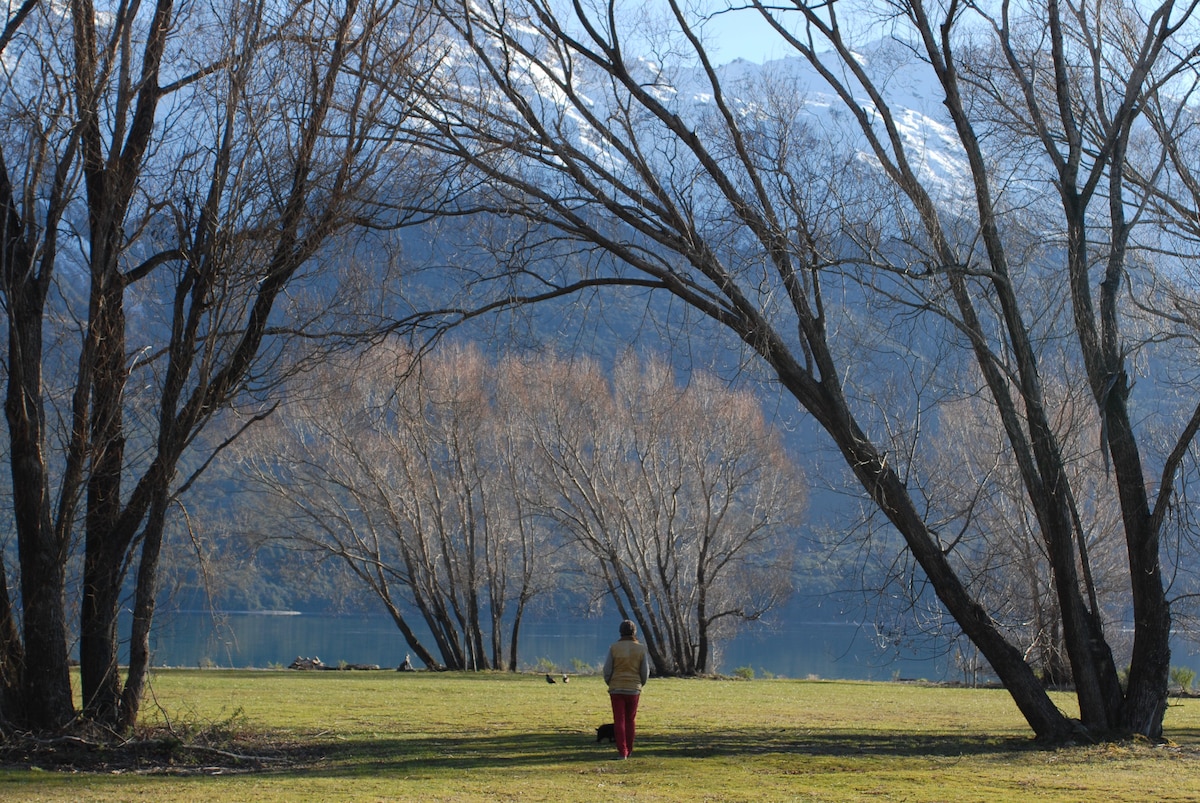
[401, 0, 1200, 739]
[235, 343, 803, 675]
[234, 342, 561, 671]
[515, 350, 804, 674]
[0, 0, 438, 732]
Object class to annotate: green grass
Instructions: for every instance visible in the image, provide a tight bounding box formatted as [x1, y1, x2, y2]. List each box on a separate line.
[3, 670, 1199, 801]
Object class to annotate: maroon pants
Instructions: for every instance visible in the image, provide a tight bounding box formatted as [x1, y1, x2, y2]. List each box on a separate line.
[609, 692, 641, 757]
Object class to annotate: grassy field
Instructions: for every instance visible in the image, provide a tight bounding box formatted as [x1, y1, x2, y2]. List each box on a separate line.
[2, 670, 1199, 802]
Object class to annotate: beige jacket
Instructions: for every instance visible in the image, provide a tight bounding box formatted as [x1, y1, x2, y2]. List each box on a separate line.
[603, 638, 650, 695]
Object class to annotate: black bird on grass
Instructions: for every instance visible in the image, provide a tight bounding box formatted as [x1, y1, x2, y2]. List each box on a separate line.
[545, 673, 556, 684]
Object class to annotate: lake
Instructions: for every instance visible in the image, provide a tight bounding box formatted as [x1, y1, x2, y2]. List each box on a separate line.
[141, 610, 1200, 682]
[143, 610, 975, 681]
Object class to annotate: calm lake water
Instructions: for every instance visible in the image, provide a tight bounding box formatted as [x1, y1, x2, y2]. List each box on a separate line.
[141, 610, 1200, 682]
[142, 610, 967, 681]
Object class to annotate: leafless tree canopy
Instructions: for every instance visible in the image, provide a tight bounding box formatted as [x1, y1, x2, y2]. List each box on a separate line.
[517, 350, 803, 675]
[0, 0, 438, 731]
[5, 0, 1200, 745]
[398, 0, 1200, 740]
[235, 342, 803, 675]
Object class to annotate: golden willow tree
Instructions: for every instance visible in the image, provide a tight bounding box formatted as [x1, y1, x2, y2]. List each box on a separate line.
[513, 351, 803, 675]
[401, 0, 1200, 740]
[234, 344, 801, 675]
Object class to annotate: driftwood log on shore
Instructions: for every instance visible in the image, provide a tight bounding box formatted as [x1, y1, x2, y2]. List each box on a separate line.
[287, 656, 383, 671]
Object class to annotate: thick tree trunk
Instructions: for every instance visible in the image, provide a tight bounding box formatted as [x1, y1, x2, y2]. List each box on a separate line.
[1103, 378, 1171, 738]
[1122, 506, 1171, 736]
[489, 593, 506, 670]
[1124, 609, 1170, 738]
[796, 372, 1076, 741]
[1117, 481, 1172, 739]
[79, 542, 126, 724]
[16, 542, 74, 731]
[5, 292, 75, 731]
[867, 464, 1072, 740]
[424, 593, 467, 669]
[1042, 516, 1123, 732]
[79, 266, 131, 726]
[697, 564, 710, 675]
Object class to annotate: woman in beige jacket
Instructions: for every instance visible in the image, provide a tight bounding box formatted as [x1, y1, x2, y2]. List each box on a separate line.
[602, 619, 651, 759]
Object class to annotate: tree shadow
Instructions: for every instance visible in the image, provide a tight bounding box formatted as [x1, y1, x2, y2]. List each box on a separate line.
[263, 726, 1040, 778]
[12, 723, 1195, 777]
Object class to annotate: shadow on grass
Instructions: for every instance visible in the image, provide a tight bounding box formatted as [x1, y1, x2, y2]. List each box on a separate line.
[263, 727, 1039, 778]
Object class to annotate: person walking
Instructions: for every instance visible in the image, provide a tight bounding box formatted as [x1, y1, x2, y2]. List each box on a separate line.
[603, 619, 650, 759]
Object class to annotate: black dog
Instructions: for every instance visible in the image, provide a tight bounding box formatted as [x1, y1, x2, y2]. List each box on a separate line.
[595, 723, 615, 743]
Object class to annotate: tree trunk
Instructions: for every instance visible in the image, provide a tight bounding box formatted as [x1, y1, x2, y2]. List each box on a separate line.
[1122, 517, 1170, 735]
[0, 566, 24, 726]
[868, 459, 1074, 741]
[79, 265, 131, 726]
[79, 546, 125, 724]
[120, 494, 170, 729]
[1112, 502, 1170, 739]
[696, 562, 710, 675]
[16, 539, 74, 731]
[489, 589, 506, 671]
[1124, 609, 1170, 739]
[1101, 376, 1171, 738]
[5, 287, 74, 730]
[508, 600, 526, 672]
[1041, 512, 1122, 732]
[381, 599, 441, 669]
[799, 372, 1076, 741]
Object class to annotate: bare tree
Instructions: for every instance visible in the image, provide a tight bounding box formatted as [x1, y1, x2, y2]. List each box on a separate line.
[515, 352, 803, 675]
[0, 0, 435, 730]
[236, 342, 559, 670]
[400, 0, 1200, 739]
[236, 344, 799, 675]
[917, 389, 1128, 686]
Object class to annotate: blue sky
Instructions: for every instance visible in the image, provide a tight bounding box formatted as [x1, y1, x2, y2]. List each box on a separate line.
[699, 4, 789, 63]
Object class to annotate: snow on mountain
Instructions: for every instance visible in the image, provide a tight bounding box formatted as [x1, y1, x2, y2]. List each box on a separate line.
[533, 37, 970, 204]
[718, 45, 969, 199]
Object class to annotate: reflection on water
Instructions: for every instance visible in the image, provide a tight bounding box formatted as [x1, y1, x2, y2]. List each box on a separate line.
[141, 611, 961, 681]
